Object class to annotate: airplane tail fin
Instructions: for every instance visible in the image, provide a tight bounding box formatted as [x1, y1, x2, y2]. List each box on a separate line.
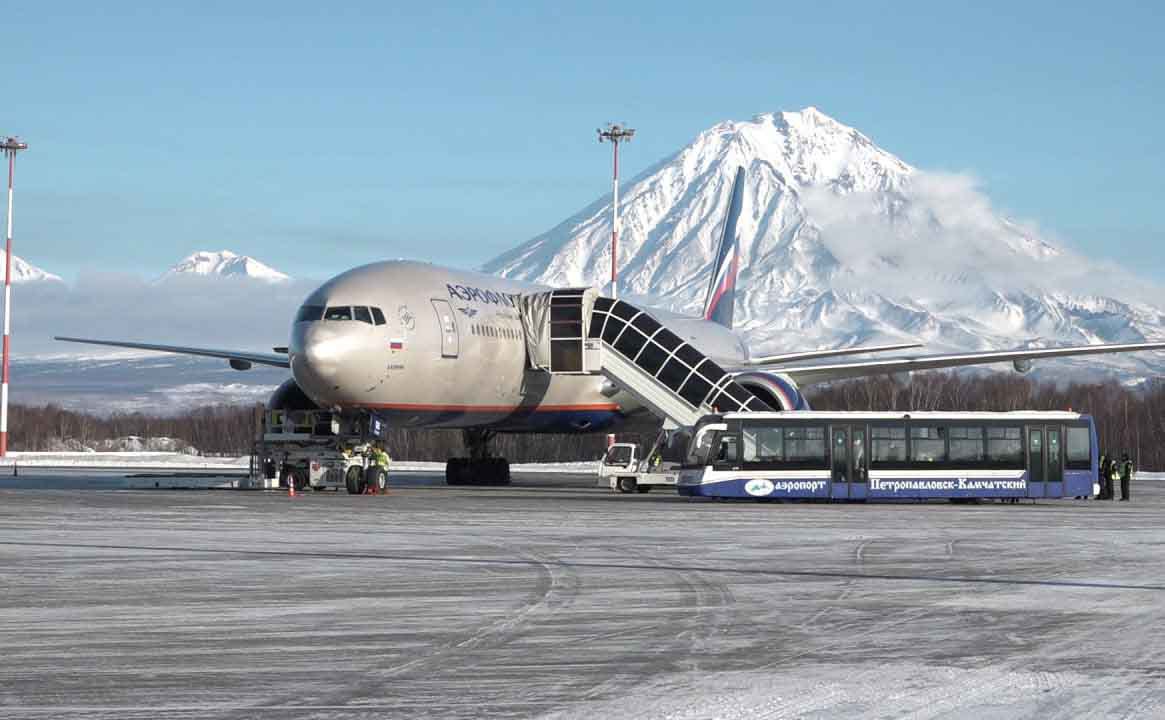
[701, 166, 744, 329]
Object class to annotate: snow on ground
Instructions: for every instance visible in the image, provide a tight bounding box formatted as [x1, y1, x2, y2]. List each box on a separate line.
[3, 479, 1165, 718]
[0, 452, 598, 474]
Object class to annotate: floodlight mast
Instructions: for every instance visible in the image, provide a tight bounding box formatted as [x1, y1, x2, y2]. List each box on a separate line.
[597, 123, 634, 299]
[0, 137, 27, 458]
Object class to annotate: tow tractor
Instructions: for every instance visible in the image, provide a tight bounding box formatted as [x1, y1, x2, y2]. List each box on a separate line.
[252, 409, 388, 493]
[599, 440, 680, 494]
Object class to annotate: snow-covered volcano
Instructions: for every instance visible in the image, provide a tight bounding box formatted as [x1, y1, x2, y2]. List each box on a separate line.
[161, 250, 289, 283]
[0, 250, 63, 284]
[485, 107, 1165, 380]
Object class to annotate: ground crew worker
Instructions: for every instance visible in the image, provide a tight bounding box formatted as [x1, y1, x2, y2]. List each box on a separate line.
[649, 450, 662, 470]
[374, 445, 391, 470]
[1120, 453, 1133, 501]
[1098, 453, 1111, 499]
[1109, 456, 1121, 501]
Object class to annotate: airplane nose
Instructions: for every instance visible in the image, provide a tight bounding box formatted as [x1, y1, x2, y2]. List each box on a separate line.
[290, 324, 347, 399]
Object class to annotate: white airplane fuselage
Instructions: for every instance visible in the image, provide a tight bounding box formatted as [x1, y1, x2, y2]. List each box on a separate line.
[289, 260, 746, 432]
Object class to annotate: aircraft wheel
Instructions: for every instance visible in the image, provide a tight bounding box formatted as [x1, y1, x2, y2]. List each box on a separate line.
[446, 458, 468, 486]
[617, 476, 637, 494]
[490, 458, 511, 486]
[345, 466, 366, 495]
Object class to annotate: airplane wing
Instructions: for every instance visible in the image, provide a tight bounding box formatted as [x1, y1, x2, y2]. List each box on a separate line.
[54, 336, 290, 369]
[744, 342, 923, 366]
[772, 341, 1165, 386]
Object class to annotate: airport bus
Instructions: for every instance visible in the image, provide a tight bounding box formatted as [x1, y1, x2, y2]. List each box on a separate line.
[678, 411, 1097, 501]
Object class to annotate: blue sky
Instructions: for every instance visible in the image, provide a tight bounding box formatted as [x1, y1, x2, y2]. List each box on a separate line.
[4, 1, 1164, 284]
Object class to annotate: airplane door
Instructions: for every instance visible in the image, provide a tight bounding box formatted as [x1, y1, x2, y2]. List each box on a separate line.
[431, 299, 459, 358]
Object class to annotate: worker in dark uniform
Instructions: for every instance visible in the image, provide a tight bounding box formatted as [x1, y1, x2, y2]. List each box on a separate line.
[1120, 453, 1133, 501]
[1098, 453, 1111, 499]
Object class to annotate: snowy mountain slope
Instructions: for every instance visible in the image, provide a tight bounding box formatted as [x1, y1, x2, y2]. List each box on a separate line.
[160, 250, 290, 283]
[484, 107, 1165, 379]
[0, 250, 63, 284]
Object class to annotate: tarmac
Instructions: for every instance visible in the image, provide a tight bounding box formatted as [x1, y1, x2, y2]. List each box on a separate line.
[2, 473, 1164, 719]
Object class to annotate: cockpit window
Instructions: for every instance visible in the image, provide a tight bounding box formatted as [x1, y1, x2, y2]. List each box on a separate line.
[324, 306, 353, 321]
[371, 307, 386, 326]
[296, 305, 324, 322]
[353, 306, 373, 324]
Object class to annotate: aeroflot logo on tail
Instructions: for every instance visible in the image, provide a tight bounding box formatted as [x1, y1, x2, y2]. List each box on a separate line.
[446, 284, 522, 307]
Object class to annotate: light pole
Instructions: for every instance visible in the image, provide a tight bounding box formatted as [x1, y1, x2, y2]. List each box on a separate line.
[597, 123, 634, 299]
[1, 137, 28, 458]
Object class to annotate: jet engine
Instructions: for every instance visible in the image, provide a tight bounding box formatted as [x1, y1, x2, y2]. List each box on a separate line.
[1013, 358, 1034, 374]
[267, 378, 320, 412]
[729, 371, 811, 411]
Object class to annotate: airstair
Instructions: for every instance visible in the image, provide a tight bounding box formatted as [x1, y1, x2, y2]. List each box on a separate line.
[519, 288, 770, 428]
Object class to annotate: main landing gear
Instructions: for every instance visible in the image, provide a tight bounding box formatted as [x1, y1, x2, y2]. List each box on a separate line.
[446, 429, 511, 486]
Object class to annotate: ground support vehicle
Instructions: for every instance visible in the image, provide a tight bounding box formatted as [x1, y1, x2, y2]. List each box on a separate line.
[599, 442, 680, 494]
[251, 409, 389, 494]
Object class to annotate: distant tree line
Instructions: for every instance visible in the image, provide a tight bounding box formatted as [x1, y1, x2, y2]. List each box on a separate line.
[9, 372, 1165, 468]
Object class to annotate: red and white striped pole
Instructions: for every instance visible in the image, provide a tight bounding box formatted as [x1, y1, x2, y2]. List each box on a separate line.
[1, 138, 28, 458]
[597, 124, 634, 300]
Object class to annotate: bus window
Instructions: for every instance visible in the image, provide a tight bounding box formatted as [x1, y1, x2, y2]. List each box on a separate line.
[987, 427, 1023, 465]
[1028, 429, 1045, 482]
[743, 426, 782, 463]
[1048, 428, 1063, 483]
[872, 427, 906, 464]
[852, 429, 867, 482]
[910, 426, 946, 463]
[949, 426, 985, 463]
[784, 427, 825, 463]
[717, 436, 739, 464]
[1065, 426, 1091, 469]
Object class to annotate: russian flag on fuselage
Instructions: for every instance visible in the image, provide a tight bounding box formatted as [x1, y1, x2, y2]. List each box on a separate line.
[702, 166, 745, 330]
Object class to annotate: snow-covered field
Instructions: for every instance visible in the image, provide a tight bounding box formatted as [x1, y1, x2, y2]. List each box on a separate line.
[0, 451, 598, 474]
[2, 477, 1164, 718]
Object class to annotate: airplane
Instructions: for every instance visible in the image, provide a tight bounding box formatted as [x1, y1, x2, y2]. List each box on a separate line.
[57, 167, 1165, 486]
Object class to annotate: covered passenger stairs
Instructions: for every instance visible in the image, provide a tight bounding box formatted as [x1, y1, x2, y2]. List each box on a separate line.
[519, 288, 770, 428]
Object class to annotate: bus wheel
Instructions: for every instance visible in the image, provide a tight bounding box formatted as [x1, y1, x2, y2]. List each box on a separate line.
[617, 477, 637, 494]
[345, 466, 365, 495]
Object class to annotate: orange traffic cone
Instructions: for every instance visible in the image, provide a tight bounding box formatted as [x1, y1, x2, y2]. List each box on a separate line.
[288, 476, 296, 498]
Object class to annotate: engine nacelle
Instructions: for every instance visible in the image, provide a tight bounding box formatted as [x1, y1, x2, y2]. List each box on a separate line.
[1013, 358, 1034, 374]
[730, 371, 811, 411]
[267, 378, 320, 412]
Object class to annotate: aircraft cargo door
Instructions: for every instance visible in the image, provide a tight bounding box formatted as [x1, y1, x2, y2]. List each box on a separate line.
[431, 299, 459, 358]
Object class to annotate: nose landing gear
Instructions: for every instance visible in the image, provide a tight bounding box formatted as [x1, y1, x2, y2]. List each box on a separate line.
[445, 429, 511, 486]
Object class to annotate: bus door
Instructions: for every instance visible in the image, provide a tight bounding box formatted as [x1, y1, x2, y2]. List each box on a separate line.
[850, 426, 868, 500]
[1027, 427, 1045, 497]
[1046, 426, 1064, 497]
[829, 425, 868, 500]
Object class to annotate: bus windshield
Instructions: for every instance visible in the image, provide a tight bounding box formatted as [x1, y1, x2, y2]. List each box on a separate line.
[686, 422, 726, 467]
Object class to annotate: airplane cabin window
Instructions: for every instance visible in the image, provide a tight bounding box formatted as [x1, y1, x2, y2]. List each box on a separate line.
[371, 307, 386, 325]
[354, 306, 373, 324]
[296, 305, 324, 322]
[324, 306, 353, 321]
